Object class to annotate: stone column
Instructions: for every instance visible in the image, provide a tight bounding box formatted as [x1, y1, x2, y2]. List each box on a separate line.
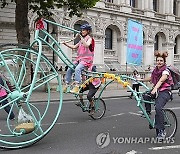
[117, 37, 125, 65]
[144, 0, 149, 10]
[163, 42, 175, 65]
[143, 40, 155, 66]
[117, 0, 122, 5]
[165, 0, 175, 20]
[93, 34, 105, 65]
[139, 0, 144, 10]
[119, 37, 127, 65]
[144, 0, 154, 17]
[125, 0, 130, 5]
[149, 0, 153, 10]
[177, 37, 180, 54]
[178, 1, 180, 16]
[120, 0, 131, 13]
[159, 0, 166, 14]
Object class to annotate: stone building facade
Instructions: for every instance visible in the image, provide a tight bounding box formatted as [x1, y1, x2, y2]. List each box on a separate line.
[0, 0, 180, 72]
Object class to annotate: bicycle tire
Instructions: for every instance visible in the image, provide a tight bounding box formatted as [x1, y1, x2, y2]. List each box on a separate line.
[163, 108, 177, 138]
[90, 98, 106, 120]
[0, 43, 63, 149]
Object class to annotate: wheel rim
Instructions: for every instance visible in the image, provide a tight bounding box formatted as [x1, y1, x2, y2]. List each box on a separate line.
[163, 109, 177, 138]
[0, 44, 63, 149]
[91, 98, 106, 120]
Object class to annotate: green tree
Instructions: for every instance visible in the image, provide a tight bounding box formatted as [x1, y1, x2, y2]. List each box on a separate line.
[0, 0, 99, 85]
[1, 0, 100, 45]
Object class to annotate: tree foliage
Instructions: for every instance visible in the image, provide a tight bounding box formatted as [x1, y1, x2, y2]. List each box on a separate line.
[1, 0, 100, 17]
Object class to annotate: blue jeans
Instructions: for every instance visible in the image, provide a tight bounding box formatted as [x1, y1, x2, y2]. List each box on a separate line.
[155, 90, 171, 130]
[65, 63, 85, 84]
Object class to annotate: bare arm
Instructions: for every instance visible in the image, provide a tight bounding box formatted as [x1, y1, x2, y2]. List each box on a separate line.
[151, 74, 168, 94]
[63, 33, 80, 49]
[79, 35, 92, 47]
[63, 42, 79, 49]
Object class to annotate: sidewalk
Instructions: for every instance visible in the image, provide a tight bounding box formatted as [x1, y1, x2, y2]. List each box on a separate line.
[30, 86, 179, 102]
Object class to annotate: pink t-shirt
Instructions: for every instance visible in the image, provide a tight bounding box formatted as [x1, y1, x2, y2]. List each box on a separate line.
[92, 78, 101, 88]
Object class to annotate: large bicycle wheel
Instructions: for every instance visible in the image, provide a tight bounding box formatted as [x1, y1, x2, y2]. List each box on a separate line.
[163, 109, 177, 138]
[90, 98, 106, 120]
[0, 44, 63, 149]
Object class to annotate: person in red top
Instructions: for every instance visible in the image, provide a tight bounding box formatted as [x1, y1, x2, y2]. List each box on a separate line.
[139, 51, 173, 140]
[0, 76, 15, 120]
[63, 24, 94, 93]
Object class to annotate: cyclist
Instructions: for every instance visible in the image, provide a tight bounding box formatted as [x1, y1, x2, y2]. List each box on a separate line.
[63, 23, 94, 93]
[138, 51, 173, 140]
[78, 66, 101, 115]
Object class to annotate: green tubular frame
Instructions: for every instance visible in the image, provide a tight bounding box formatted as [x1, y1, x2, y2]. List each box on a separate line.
[0, 18, 177, 148]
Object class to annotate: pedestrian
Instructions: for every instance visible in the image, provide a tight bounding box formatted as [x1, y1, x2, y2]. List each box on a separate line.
[78, 66, 101, 115]
[138, 51, 173, 140]
[129, 70, 141, 99]
[63, 23, 94, 93]
[0, 76, 15, 120]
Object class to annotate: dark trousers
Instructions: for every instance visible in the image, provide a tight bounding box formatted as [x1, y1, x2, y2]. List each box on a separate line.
[0, 96, 15, 119]
[155, 90, 171, 130]
[80, 83, 99, 102]
[0, 76, 15, 119]
[131, 84, 139, 97]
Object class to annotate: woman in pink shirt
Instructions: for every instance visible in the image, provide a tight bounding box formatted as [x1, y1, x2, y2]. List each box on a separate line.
[139, 51, 173, 140]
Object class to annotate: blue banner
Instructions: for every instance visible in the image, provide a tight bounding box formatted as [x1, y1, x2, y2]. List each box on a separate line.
[126, 19, 143, 66]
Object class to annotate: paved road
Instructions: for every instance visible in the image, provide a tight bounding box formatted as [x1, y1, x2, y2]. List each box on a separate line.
[1, 94, 180, 154]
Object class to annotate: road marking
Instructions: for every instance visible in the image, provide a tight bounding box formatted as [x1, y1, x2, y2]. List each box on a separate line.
[149, 145, 180, 150]
[129, 112, 141, 116]
[36, 113, 125, 126]
[168, 107, 180, 110]
[104, 113, 125, 119]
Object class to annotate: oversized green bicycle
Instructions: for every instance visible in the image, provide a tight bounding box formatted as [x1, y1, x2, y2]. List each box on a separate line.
[0, 19, 177, 149]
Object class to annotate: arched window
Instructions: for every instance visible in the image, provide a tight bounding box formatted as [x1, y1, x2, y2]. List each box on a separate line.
[105, 28, 113, 49]
[153, 0, 158, 12]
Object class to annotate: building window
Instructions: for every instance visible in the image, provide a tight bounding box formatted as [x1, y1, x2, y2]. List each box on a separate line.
[130, 0, 136, 7]
[105, 28, 112, 49]
[174, 37, 177, 54]
[105, 0, 113, 3]
[74, 23, 81, 45]
[153, 0, 158, 12]
[154, 35, 158, 51]
[173, 0, 177, 15]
